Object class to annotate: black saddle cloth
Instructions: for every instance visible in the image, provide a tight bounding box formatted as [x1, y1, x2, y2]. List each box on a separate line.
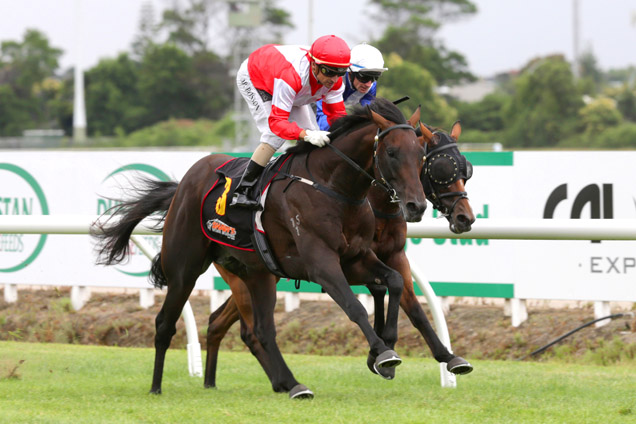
[201, 157, 255, 250]
[200, 154, 293, 256]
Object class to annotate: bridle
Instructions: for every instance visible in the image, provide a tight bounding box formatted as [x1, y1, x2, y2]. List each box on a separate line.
[325, 123, 416, 204]
[421, 132, 472, 218]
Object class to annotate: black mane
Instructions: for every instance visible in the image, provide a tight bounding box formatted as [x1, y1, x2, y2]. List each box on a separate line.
[286, 97, 407, 154]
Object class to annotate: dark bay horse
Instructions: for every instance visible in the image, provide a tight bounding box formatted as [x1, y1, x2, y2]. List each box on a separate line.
[203, 121, 475, 388]
[93, 98, 427, 399]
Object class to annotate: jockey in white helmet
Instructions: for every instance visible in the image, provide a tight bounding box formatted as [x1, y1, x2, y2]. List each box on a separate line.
[316, 42, 388, 130]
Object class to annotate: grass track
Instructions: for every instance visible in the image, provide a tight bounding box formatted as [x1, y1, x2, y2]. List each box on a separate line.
[0, 341, 634, 423]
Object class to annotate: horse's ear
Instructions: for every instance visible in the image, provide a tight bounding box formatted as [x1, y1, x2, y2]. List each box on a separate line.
[450, 120, 462, 141]
[407, 105, 421, 128]
[419, 121, 435, 146]
[370, 109, 392, 131]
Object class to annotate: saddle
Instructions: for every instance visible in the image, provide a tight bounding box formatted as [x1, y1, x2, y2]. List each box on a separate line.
[200, 155, 292, 277]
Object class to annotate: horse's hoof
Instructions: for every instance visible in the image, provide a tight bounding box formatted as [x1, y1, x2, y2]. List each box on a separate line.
[204, 383, 217, 389]
[149, 388, 162, 395]
[372, 362, 396, 380]
[447, 356, 473, 375]
[289, 384, 314, 400]
[375, 349, 402, 369]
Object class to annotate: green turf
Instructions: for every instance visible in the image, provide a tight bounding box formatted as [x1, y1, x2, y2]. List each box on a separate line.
[0, 341, 634, 423]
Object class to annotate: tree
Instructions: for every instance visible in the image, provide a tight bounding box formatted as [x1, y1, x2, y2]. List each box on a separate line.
[137, 44, 203, 124]
[370, 0, 477, 85]
[0, 29, 62, 96]
[0, 29, 63, 135]
[453, 92, 508, 133]
[84, 53, 145, 135]
[156, 0, 293, 55]
[612, 84, 636, 122]
[504, 56, 583, 147]
[578, 49, 603, 95]
[378, 53, 457, 127]
[579, 97, 622, 136]
[131, 1, 160, 59]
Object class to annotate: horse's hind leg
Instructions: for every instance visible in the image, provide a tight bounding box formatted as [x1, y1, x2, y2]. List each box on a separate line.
[243, 274, 312, 398]
[150, 277, 198, 394]
[205, 265, 276, 388]
[389, 252, 473, 375]
[204, 295, 239, 388]
[150, 222, 211, 393]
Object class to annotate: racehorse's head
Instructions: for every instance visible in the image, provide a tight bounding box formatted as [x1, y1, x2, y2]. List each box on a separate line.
[419, 122, 475, 233]
[368, 100, 427, 222]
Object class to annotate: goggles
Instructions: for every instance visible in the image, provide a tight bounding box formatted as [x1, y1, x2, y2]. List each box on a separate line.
[354, 72, 380, 83]
[319, 65, 347, 77]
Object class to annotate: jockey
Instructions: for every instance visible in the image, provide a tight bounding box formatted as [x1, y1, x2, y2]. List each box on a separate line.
[231, 35, 351, 209]
[315, 43, 388, 130]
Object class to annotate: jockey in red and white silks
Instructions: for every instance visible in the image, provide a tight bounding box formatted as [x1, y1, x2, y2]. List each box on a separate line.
[236, 43, 347, 149]
[231, 35, 351, 210]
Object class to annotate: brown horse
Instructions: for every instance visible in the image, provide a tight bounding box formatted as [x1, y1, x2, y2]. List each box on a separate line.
[203, 121, 475, 388]
[93, 98, 427, 399]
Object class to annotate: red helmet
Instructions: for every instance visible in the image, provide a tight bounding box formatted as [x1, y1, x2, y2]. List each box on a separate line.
[308, 35, 350, 68]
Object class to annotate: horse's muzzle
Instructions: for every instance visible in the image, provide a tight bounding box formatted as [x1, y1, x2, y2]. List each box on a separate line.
[450, 212, 475, 234]
[404, 201, 426, 222]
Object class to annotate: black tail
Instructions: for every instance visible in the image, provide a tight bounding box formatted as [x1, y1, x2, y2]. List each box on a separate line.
[149, 251, 167, 288]
[92, 178, 178, 266]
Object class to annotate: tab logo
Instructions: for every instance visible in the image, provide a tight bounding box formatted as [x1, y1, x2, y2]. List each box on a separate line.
[97, 163, 169, 277]
[0, 163, 49, 272]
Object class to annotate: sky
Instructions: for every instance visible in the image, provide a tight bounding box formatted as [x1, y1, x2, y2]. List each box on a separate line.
[1, 0, 635, 79]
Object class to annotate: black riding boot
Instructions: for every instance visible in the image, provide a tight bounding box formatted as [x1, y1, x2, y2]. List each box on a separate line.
[229, 160, 265, 210]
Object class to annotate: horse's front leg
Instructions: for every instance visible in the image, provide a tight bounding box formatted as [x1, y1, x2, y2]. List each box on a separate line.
[306, 249, 401, 374]
[366, 284, 387, 339]
[344, 253, 404, 379]
[387, 251, 473, 375]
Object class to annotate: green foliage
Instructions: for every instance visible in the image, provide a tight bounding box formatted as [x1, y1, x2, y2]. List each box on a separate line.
[504, 56, 583, 147]
[0, 85, 34, 135]
[579, 97, 622, 136]
[453, 92, 507, 132]
[374, 26, 474, 85]
[103, 117, 233, 148]
[85, 53, 145, 135]
[370, 0, 477, 85]
[1, 29, 62, 96]
[0, 29, 62, 135]
[457, 129, 503, 145]
[578, 49, 603, 94]
[609, 83, 636, 122]
[556, 122, 636, 149]
[378, 53, 457, 126]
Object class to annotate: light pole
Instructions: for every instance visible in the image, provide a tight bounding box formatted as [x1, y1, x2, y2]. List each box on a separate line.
[572, 0, 580, 79]
[73, 0, 87, 143]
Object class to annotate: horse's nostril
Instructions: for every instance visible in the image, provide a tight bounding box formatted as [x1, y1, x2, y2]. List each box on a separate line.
[406, 202, 426, 216]
[455, 213, 475, 229]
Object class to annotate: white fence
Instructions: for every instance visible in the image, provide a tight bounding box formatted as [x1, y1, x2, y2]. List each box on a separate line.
[2, 216, 636, 387]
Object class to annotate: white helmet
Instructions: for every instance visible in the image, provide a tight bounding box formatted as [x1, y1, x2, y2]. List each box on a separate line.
[349, 43, 388, 74]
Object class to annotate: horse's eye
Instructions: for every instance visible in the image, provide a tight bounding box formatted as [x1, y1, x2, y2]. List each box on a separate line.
[386, 148, 397, 158]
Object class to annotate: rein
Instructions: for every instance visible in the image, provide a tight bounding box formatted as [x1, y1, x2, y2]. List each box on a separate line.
[282, 123, 416, 206]
[325, 123, 416, 203]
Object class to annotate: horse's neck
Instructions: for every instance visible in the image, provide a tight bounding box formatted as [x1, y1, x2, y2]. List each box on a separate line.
[319, 125, 376, 199]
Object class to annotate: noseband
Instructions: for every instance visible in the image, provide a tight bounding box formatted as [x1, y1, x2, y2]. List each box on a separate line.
[422, 132, 472, 217]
